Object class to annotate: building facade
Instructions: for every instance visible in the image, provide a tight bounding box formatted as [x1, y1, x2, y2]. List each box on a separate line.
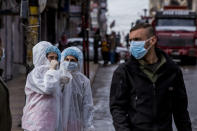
[0, 0, 108, 80]
[0, 0, 24, 81]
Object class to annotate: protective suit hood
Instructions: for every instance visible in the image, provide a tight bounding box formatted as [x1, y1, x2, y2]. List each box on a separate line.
[61, 46, 83, 72]
[33, 41, 52, 67]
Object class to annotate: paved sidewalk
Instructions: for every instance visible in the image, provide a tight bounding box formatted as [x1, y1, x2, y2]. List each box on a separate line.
[7, 75, 26, 131]
[89, 62, 99, 85]
[7, 62, 98, 131]
[92, 65, 117, 131]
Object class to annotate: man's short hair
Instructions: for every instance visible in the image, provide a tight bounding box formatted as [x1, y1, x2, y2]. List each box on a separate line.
[130, 23, 155, 38]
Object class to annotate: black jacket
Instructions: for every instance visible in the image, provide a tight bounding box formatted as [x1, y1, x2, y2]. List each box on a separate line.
[110, 48, 192, 131]
[0, 69, 12, 131]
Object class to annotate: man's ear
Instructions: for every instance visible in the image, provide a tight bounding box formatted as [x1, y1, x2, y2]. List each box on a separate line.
[150, 36, 157, 46]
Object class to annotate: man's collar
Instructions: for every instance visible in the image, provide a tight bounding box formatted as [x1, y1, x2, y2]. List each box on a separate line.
[125, 47, 168, 70]
[138, 51, 166, 66]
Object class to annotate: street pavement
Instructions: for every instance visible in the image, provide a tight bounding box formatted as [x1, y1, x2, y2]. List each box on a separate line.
[181, 65, 197, 131]
[92, 65, 117, 131]
[8, 75, 26, 131]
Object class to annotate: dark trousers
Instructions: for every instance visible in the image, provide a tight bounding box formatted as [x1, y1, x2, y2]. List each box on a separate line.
[102, 51, 109, 65]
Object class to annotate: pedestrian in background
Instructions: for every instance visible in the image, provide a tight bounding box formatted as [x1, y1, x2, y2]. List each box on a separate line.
[58, 32, 69, 52]
[101, 36, 109, 66]
[22, 41, 62, 131]
[93, 29, 101, 64]
[109, 31, 117, 64]
[110, 23, 192, 131]
[0, 37, 12, 131]
[60, 47, 95, 131]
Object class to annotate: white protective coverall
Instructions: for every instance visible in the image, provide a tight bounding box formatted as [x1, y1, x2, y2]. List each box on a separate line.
[60, 47, 95, 131]
[22, 41, 61, 131]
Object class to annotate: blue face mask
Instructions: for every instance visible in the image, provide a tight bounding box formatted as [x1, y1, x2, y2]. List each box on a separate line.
[129, 39, 151, 59]
[63, 61, 78, 71]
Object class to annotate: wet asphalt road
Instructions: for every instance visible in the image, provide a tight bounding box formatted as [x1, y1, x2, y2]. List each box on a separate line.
[92, 63, 197, 131]
[181, 65, 197, 131]
[92, 65, 117, 131]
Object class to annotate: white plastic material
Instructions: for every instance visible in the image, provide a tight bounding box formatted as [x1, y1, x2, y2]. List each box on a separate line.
[22, 41, 62, 131]
[32, 41, 52, 67]
[60, 47, 95, 131]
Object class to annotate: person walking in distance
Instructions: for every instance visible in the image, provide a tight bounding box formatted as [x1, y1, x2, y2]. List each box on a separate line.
[93, 29, 101, 64]
[101, 36, 110, 66]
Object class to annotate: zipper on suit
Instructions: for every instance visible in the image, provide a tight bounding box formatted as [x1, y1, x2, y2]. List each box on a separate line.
[153, 83, 158, 131]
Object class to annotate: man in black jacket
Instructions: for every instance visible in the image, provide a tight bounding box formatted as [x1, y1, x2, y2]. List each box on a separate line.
[110, 23, 192, 131]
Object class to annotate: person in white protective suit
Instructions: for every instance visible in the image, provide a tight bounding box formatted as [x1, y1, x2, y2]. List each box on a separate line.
[60, 47, 95, 131]
[22, 41, 62, 131]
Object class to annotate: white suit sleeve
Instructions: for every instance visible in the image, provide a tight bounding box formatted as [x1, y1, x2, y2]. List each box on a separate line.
[43, 69, 60, 95]
[83, 80, 95, 131]
[29, 67, 59, 95]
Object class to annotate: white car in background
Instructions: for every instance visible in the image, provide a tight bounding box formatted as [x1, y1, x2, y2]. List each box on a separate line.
[115, 46, 130, 62]
[67, 37, 102, 61]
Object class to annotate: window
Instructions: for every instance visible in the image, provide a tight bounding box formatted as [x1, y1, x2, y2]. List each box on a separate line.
[157, 18, 195, 26]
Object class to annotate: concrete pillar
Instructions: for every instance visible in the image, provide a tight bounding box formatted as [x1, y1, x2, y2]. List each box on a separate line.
[26, 0, 39, 72]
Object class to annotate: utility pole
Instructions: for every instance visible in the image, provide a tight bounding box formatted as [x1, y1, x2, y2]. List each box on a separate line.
[143, 8, 149, 23]
[81, 0, 90, 78]
[25, 0, 39, 73]
[143, 8, 147, 17]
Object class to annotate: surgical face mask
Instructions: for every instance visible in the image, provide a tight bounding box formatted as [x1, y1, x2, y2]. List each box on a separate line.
[129, 38, 152, 59]
[62, 61, 78, 71]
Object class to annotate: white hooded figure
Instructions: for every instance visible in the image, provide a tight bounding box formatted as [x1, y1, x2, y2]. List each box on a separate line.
[22, 41, 62, 131]
[60, 47, 95, 131]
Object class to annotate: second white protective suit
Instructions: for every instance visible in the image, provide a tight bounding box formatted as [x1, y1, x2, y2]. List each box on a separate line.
[60, 47, 95, 131]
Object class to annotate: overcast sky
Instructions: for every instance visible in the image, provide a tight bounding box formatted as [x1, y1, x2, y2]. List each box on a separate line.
[107, 0, 149, 35]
